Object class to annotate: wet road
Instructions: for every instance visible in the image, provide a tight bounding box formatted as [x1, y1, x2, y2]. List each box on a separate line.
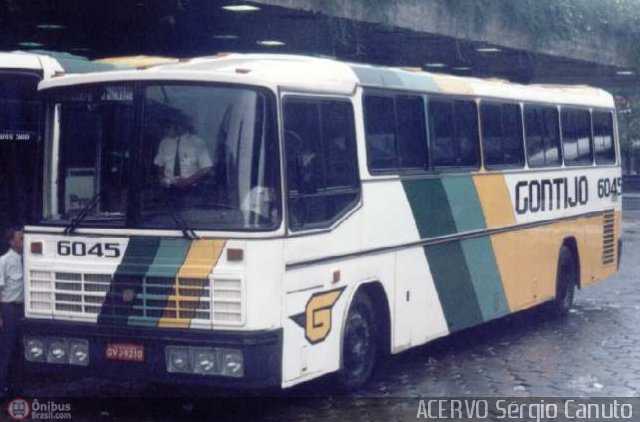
[10, 208, 640, 421]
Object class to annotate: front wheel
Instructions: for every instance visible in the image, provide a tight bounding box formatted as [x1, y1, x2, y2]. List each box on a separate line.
[549, 246, 577, 317]
[337, 292, 377, 392]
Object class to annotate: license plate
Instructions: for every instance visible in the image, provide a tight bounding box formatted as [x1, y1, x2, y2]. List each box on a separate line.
[105, 343, 144, 362]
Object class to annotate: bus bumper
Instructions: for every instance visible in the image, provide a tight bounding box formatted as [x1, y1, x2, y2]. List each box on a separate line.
[21, 319, 282, 389]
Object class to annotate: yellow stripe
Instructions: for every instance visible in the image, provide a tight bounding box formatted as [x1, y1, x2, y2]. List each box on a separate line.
[431, 74, 475, 95]
[473, 173, 618, 311]
[159, 239, 226, 328]
[472, 174, 516, 228]
[490, 215, 618, 312]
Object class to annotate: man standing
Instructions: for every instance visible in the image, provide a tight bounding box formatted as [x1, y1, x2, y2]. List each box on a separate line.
[0, 227, 24, 398]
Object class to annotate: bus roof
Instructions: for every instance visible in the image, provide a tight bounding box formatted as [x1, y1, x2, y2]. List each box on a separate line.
[38, 53, 615, 108]
[0, 51, 52, 71]
[0, 50, 121, 76]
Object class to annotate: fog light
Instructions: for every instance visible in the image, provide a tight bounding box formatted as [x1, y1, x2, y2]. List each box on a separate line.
[24, 338, 45, 362]
[166, 346, 190, 373]
[47, 339, 68, 364]
[220, 349, 243, 377]
[69, 340, 90, 366]
[192, 348, 217, 375]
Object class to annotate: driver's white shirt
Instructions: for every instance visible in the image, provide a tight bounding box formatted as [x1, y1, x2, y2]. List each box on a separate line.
[153, 133, 213, 182]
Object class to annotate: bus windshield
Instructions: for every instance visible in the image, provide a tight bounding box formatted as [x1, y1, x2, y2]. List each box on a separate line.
[43, 82, 280, 231]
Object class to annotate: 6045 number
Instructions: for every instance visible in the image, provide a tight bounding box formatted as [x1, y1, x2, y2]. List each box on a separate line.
[57, 241, 121, 258]
[597, 177, 622, 198]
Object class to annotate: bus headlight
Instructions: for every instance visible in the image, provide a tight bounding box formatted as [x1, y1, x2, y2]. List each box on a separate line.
[24, 337, 46, 362]
[192, 348, 217, 375]
[47, 339, 68, 364]
[221, 349, 244, 378]
[164, 346, 243, 377]
[166, 346, 190, 373]
[25, 336, 89, 366]
[69, 340, 90, 366]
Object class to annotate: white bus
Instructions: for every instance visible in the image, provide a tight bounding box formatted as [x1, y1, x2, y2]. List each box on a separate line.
[0, 52, 63, 249]
[22, 54, 621, 390]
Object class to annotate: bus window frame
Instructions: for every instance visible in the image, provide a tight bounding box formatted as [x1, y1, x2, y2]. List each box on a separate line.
[559, 106, 595, 167]
[523, 103, 563, 169]
[281, 93, 362, 235]
[479, 99, 526, 171]
[427, 94, 482, 173]
[592, 108, 617, 166]
[362, 89, 430, 176]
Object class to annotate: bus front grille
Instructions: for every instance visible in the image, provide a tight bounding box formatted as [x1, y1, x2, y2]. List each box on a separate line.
[27, 271, 243, 326]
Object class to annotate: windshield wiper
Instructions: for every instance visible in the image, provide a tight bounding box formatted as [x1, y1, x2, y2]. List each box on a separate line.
[63, 192, 101, 235]
[160, 192, 199, 240]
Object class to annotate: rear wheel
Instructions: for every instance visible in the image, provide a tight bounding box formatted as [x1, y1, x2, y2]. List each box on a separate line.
[549, 246, 577, 317]
[337, 292, 377, 391]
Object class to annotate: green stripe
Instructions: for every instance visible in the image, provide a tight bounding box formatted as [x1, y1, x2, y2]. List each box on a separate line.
[424, 242, 483, 331]
[97, 237, 161, 325]
[460, 237, 510, 320]
[396, 70, 440, 92]
[441, 175, 486, 232]
[403, 178, 482, 330]
[350, 64, 441, 92]
[127, 238, 191, 327]
[403, 178, 457, 238]
[440, 175, 510, 320]
[403, 176, 512, 331]
[350, 65, 405, 89]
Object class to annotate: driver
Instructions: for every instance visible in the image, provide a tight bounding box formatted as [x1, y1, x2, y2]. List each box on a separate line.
[154, 112, 212, 189]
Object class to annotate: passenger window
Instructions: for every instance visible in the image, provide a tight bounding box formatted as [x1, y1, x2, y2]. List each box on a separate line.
[364, 94, 427, 172]
[562, 108, 593, 165]
[364, 96, 397, 171]
[396, 96, 428, 170]
[524, 106, 561, 167]
[593, 111, 615, 164]
[429, 99, 480, 168]
[284, 98, 359, 231]
[481, 103, 524, 168]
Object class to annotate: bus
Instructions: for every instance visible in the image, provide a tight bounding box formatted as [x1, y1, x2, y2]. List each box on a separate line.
[0, 52, 63, 253]
[0, 51, 120, 254]
[22, 54, 621, 391]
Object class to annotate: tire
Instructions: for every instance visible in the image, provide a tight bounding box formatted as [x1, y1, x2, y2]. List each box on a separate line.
[549, 246, 577, 317]
[337, 292, 377, 392]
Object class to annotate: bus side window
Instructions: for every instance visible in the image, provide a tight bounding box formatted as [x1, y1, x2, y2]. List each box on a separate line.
[525, 105, 561, 167]
[562, 108, 593, 166]
[364, 93, 427, 173]
[283, 98, 359, 231]
[593, 111, 615, 164]
[396, 96, 428, 170]
[429, 99, 480, 169]
[481, 102, 525, 169]
[364, 95, 398, 171]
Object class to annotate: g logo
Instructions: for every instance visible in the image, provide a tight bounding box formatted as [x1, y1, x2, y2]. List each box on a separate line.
[291, 287, 345, 344]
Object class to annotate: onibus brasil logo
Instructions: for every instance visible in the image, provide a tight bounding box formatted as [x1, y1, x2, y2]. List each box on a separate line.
[7, 398, 30, 421]
[7, 398, 72, 420]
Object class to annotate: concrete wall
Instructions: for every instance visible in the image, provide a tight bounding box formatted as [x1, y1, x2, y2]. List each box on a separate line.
[252, 0, 635, 69]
